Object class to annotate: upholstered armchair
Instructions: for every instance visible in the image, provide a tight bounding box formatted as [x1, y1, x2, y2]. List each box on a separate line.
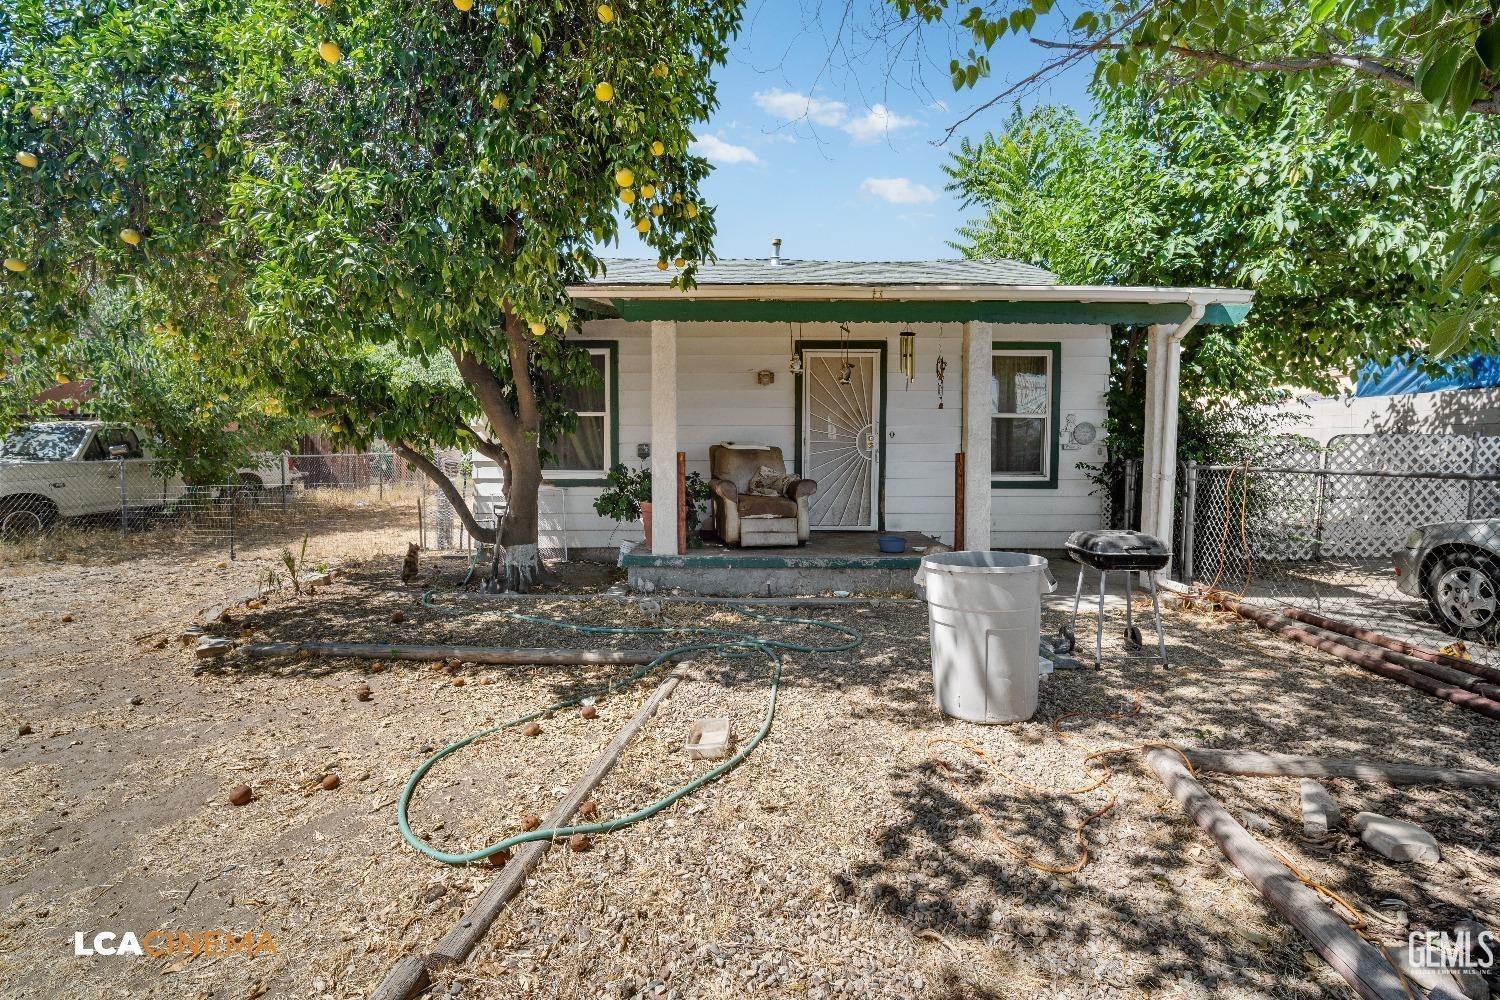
[708, 444, 818, 547]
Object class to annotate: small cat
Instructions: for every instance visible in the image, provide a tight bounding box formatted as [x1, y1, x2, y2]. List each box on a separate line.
[400, 542, 420, 584]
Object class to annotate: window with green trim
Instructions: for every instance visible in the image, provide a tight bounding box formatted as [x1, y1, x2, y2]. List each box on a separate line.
[991, 349, 1053, 480]
[542, 346, 614, 478]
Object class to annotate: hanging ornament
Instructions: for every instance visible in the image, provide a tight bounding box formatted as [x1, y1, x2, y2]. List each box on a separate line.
[837, 323, 854, 385]
[899, 329, 916, 387]
[787, 322, 802, 375]
[935, 354, 947, 408]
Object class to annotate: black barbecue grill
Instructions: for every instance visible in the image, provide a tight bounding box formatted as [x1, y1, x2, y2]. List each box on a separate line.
[1058, 529, 1170, 667]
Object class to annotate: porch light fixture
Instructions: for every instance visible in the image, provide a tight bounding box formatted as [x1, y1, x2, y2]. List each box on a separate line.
[899, 330, 916, 387]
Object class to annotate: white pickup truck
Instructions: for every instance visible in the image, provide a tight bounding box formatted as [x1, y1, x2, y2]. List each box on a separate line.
[0, 420, 303, 536]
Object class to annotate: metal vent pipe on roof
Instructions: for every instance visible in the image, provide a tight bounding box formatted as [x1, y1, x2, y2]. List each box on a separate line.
[770, 237, 782, 265]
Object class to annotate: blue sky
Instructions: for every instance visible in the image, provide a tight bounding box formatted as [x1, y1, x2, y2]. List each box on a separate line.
[622, 0, 1096, 262]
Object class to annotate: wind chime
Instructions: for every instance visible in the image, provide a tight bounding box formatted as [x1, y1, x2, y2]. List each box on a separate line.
[837, 323, 855, 385]
[935, 354, 947, 408]
[899, 329, 917, 387]
[786, 322, 802, 375]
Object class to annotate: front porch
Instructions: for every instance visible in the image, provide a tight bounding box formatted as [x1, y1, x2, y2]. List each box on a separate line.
[620, 529, 942, 596]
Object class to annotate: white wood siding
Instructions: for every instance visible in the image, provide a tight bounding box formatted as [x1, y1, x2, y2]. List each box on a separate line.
[471, 319, 1110, 553]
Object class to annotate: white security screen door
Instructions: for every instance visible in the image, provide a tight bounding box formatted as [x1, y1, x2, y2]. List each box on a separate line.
[800, 349, 882, 530]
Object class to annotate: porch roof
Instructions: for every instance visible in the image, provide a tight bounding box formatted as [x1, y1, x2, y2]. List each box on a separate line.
[569, 258, 1255, 327]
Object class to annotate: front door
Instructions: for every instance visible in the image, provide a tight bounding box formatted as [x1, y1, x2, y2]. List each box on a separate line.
[799, 348, 882, 530]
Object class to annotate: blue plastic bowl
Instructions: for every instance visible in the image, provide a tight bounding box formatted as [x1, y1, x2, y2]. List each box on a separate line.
[877, 536, 907, 554]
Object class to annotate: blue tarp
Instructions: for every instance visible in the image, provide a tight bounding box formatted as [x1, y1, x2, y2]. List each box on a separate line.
[1355, 353, 1500, 397]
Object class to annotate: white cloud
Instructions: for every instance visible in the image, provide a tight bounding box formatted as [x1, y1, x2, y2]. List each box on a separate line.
[841, 104, 919, 143]
[752, 87, 848, 127]
[689, 134, 761, 166]
[860, 177, 939, 205]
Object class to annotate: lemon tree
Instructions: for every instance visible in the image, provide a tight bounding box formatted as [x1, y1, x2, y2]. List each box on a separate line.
[1, 0, 743, 587]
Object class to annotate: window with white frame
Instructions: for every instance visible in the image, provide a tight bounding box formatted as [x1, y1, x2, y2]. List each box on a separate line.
[542, 346, 613, 478]
[991, 349, 1052, 479]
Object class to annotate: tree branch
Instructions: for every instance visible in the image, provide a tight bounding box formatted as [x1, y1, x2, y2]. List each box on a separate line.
[1030, 37, 1500, 116]
[393, 441, 497, 545]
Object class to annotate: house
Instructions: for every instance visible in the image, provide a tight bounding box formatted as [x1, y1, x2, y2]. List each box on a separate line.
[473, 252, 1253, 593]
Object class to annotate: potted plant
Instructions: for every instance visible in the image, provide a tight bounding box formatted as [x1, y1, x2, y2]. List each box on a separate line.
[593, 464, 712, 550]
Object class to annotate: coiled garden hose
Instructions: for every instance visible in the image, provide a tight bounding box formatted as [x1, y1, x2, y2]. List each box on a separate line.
[396, 592, 862, 865]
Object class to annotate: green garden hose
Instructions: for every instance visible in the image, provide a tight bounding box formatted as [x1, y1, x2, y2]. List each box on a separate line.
[396, 593, 862, 865]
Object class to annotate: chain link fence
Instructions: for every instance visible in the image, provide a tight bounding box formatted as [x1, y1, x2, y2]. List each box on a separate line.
[1178, 432, 1500, 668]
[0, 450, 490, 561]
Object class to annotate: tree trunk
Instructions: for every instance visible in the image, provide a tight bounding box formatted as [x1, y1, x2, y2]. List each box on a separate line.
[495, 448, 543, 592]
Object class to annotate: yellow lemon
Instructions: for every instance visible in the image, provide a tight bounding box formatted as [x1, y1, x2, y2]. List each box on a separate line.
[684, 202, 698, 219]
[618, 188, 636, 204]
[614, 167, 634, 187]
[597, 3, 614, 22]
[656, 259, 668, 270]
[635, 217, 650, 233]
[552, 310, 569, 327]
[650, 203, 664, 217]
[453, 0, 472, 10]
[315, 0, 331, 5]
[651, 62, 668, 78]
[528, 321, 546, 336]
[594, 81, 614, 102]
[671, 192, 682, 203]
[639, 183, 655, 198]
[120, 228, 142, 246]
[110, 153, 128, 169]
[673, 257, 686, 268]
[318, 40, 341, 63]
[491, 93, 508, 110]
[191, 352, 201, 362]
[3, 257, 26, 273]
[15, 150, 38, 169]
[651, 140, 665, 156]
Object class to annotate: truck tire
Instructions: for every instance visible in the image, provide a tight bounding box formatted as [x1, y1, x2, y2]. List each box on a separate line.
[0, 495, 58, 539]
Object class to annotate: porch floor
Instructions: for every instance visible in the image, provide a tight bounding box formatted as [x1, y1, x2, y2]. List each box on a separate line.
[620, 530, 944, 596]
[619, 529, 943, 570]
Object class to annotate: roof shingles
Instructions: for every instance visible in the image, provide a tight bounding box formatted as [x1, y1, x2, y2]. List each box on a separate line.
[591, 257, 1057, 287]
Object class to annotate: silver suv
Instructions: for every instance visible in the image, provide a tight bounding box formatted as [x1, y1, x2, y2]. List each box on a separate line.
[1394, 521, 1500, 637]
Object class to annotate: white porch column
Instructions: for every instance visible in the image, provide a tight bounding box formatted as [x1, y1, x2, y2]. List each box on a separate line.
[960, 321, 992, 551]
[649, 320, 679, 555]
[1138, 324, 1168, 537]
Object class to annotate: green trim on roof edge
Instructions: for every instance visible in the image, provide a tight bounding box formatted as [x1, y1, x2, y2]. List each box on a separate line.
[608, 298, 1251, 326]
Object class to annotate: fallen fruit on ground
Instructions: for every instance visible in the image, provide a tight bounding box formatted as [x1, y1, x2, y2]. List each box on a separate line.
[577, 799, 598, 818]
[522, 721, 542, 737]
[487, 849, 513, 866]
[451, 677, 465, 687]
[520, 814, 541, 832]
[355, 683, 372, 701]
[18, 724, 33, 736]
[581, 704, 597, 719]
[320, 773, 340, 791]
[569, 834, 591, 852]
[229, 784, 253, 806]
[390, 610, 404, 623]
[61, 614, 73, 623]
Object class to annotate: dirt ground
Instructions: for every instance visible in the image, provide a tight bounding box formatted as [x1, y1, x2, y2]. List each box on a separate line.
[3, 513, 1500, 1000]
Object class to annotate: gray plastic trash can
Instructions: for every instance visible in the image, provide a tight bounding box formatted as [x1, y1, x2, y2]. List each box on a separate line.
[917, 551, 1056, 724]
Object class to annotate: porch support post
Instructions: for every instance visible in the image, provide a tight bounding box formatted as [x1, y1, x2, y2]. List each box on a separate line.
[1139, 311, 1199, 575]
[649, 320, 679, 555]
[1139, 324, 1168, 538]
[960, 321, 992, 551]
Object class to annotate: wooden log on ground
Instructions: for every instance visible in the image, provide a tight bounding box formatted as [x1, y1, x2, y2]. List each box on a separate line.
[368, 669, 685, 1000]
[444, 592, 911, 607]
[1282, 607, 1500, 685]
[246, 641, 662, 665]
[1228, 601, 1500, 722]
[1184, 749, 1500, 790]
[1145, 749, 1415, 1000]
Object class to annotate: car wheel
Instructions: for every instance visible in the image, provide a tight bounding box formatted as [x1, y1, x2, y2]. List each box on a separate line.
[1425, 550, 1500, 638]
[0, 497, 58, 540]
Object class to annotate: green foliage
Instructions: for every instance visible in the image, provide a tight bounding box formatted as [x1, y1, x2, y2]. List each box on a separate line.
[0, 0, 744, 559]
[898, 0, 1500, 356]
[593, 462, 710, 534]
[946, 92, 1500, 387]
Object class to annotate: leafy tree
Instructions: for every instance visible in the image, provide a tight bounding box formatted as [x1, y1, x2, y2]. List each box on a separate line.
[892, 0, 1500, 356]
[946, 91, 1500, 391]
[1, 0, 742, 587]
